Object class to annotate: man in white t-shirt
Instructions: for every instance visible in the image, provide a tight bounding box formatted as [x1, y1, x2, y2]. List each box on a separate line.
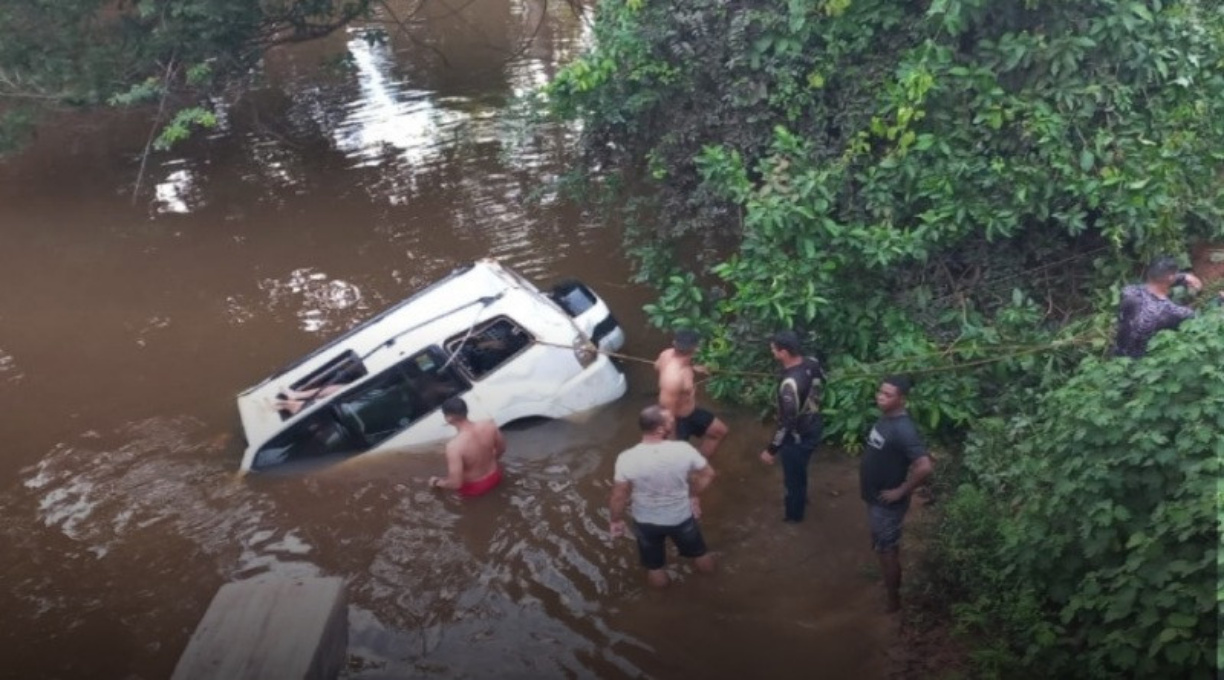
[609, 405, 717, 587]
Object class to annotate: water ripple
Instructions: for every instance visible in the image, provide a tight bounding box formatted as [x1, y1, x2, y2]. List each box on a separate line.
[257, 267, 367, 333]
[0, 346, 23, 383]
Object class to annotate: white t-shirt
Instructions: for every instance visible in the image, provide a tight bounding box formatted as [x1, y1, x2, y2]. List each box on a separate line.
[613, 440, 708, 526]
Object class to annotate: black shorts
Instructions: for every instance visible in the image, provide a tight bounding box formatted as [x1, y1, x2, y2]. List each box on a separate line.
[674, 408, 716, 440]
[632, 516, 708, 570]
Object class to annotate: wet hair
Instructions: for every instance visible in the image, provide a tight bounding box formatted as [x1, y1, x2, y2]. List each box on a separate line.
[1145, 256, 1180, 282]
[639, 404, 667, 433]
[769, 330, 802, 356]
[882, 375, 912, 395]
[441, 397, 468, 418]
[673, 329, 700, 354]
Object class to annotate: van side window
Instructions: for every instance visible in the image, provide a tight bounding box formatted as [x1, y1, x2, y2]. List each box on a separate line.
[446, 317, 533, 380]
[289, 350, 368, 393]
[332, 347, 469, 447]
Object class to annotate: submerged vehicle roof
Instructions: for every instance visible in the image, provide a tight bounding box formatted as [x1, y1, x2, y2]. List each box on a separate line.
[241, 261, 501, 395]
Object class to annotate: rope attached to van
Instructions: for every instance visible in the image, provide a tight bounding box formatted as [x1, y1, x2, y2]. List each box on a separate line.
[532, 330, 1100, 386]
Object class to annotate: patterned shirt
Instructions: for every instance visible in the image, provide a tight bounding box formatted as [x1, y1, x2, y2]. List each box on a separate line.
[1113, 285, 1194, 358]
[767, 357, 825, 452]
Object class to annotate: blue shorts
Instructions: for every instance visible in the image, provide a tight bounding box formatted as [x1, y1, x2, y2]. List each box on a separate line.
[632, 516, 708, 570]
[867, 503, 908, 552]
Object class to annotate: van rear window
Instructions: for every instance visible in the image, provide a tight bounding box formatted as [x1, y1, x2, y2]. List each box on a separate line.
[548, 281, 597, 317]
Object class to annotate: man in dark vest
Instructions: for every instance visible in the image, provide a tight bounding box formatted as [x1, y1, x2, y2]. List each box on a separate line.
[757, 330, 825, 523]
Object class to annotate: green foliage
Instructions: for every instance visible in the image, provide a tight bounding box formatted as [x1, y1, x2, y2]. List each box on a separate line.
[0, 0, 373, 153]
[154, 106, 217, 150]
[108, 78, 164, 107]
[927, 312, 1224, 678]
[547, 0, 1224, 443]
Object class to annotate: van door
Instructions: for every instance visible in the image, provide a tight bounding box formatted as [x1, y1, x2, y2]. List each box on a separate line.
[366, 345, 471, 448]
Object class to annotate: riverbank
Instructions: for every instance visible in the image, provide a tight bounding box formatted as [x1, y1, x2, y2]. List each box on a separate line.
[584, 407, 917, 679]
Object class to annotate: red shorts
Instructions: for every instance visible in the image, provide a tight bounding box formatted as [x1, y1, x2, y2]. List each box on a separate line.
[458, 466, 503, 498]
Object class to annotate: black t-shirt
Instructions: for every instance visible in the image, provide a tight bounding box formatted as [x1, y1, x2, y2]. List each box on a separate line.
[859, 412, 927, 507]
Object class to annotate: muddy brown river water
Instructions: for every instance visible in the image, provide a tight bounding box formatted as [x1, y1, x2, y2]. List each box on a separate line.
[0, 2, 897, 678]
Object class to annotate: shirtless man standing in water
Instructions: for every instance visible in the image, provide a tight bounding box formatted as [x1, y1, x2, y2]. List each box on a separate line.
[655, 330, 728, 459]
[428, 397, 507, 497]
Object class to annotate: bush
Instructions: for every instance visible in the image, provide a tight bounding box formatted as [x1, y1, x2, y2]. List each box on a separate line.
[546, 0, 1224, 442]
[930, 312, 1223, 678]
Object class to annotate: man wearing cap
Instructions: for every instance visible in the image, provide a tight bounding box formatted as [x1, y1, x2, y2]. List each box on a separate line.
[860, 375, 933, 612]
[655, 330, 729, 458]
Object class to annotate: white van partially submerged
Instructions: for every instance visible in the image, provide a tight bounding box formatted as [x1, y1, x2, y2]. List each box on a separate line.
[236, 260, 627, 472]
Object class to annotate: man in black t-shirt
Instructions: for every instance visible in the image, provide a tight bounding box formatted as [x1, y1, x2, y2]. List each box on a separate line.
[859, 375, 933, 612]
[758, 330, 825, 523]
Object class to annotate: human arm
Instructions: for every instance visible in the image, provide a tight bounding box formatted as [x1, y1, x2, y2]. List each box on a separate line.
[492, 425, 507, 460]
[764, 377, 800, 458]
[1157, 297, 1197, 327]
[687, 462, 715, 518]
[1174, 272, 1203, 292]
[428, 444, 466, 490]
[609, 480, 632, 537]
[878, 456, 934, 504]
[878, 419, 932, 503]
[654, 348, 673, 372]
[283, 384, 344, 401]
[689, 461, 715, 496]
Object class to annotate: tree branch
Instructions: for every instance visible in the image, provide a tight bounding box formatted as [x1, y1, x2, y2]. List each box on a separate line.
[132, 58, 178, 206]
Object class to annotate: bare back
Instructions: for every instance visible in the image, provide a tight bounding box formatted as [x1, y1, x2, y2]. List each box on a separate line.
[446, 419, 505, 483]
[656, 352, 696, 418]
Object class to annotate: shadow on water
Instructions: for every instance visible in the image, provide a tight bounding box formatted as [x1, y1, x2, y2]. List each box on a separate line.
[0, 1, 898, 678]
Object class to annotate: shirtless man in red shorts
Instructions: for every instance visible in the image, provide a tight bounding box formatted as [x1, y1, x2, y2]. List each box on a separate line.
[428, 397, 506, 497]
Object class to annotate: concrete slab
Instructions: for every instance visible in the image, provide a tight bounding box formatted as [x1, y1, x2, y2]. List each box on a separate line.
[171, 575, 348, 680]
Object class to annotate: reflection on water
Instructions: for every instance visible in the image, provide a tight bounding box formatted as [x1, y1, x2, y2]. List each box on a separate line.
[336, 36, 470, 169]
[258, 268, 366, 334]
[153, 164, 203, 215]
[0, 347, 20, 382]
